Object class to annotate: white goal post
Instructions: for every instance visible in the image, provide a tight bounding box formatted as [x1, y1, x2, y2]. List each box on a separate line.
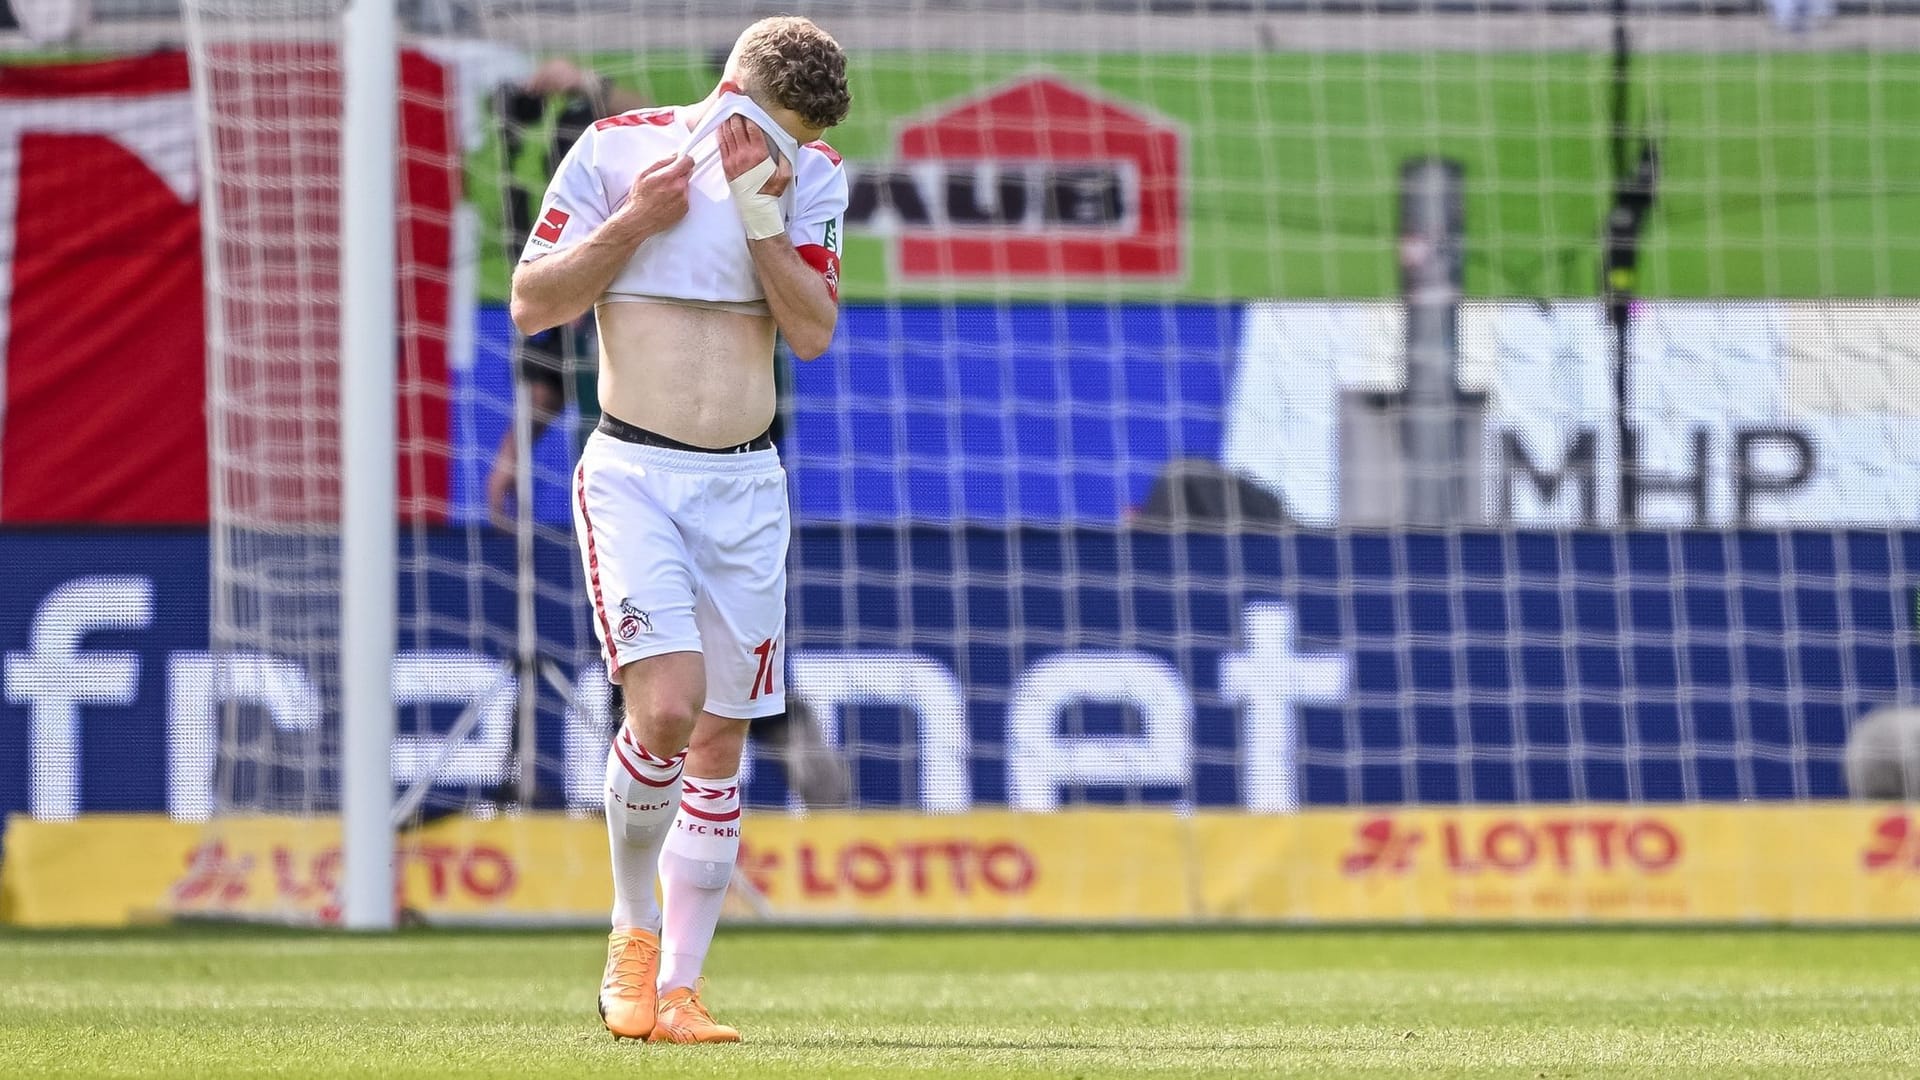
[183, 0, 402, 928]
[336, 0, 398, 932]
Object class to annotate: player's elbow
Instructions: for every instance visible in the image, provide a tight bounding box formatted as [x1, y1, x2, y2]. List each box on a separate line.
[507, 265, 566, 337]
[787, 330, 831, 361]
[508, 289, 555, 338]
[785, 314, 837, 361]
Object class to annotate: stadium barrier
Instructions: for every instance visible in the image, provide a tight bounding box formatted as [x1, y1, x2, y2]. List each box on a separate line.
[5, 526, 1916, 924]
[7, 804, 1920, 927]
[2, 527, 1908, 819]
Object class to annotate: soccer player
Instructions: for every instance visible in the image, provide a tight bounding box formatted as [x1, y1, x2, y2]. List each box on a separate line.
[508, 17, 850, 1045]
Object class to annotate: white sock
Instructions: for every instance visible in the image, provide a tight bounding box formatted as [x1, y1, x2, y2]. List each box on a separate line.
[604, 730, 684, 932]
[658, 772, 741, 992]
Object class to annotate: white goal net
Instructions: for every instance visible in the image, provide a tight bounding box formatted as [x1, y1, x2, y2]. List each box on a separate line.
[132, 0, 1920, 925]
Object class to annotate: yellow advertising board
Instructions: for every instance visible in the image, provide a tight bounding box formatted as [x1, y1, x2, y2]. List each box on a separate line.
[6, 804, 1920, 928]
[1201, 804, 1920, 923]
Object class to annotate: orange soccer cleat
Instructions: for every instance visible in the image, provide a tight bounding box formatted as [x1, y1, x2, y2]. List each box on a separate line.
[597, 928, 662, 1040]
[648, 984, 741, 1044]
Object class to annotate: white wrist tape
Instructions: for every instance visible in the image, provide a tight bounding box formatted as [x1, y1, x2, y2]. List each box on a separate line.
[728, 156, 785, 240]
[682, 90, 799, 240]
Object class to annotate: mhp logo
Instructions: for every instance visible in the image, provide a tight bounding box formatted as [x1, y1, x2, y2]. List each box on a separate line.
[846, 75, 1184, 281]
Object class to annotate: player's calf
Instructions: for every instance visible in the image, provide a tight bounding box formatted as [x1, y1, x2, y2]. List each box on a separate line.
[659, 771, 742, 994]
[599, 729, 683, 1040]
[598, 656, 706, 1038]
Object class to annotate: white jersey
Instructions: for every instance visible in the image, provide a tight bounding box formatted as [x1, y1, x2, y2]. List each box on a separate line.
[520, 100, 848, 312]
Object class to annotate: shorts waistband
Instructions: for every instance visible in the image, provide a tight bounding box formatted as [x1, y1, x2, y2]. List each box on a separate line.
[598, 412, 773, 454]
[583, 427, 780, 475]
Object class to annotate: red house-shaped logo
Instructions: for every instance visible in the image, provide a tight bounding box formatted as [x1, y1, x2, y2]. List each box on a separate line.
[891, 75, 1183, 281]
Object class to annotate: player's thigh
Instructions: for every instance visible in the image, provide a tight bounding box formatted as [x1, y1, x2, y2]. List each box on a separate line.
[572, 436, 702, 681]
[684, 712, 750, 778]
[692, 463, 789, 720]
[616, 650, 706, 747]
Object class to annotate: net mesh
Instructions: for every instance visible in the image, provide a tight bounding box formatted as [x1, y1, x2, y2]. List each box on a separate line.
[149, 0, 1920, 922]
[189, 0, 350, 830]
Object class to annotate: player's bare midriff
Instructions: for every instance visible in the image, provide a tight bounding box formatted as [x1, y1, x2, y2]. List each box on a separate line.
[593, 297, 779, 449]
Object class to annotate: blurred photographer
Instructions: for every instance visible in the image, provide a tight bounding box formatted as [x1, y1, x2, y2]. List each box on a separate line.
[486, 59, 646, 520]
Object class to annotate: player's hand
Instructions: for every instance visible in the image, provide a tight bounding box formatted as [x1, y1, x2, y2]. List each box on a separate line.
[718, 115, 791, 198]
[615, 154, 694, 237]
[522, 58, 603, 98]
[486, 454, 518, 525]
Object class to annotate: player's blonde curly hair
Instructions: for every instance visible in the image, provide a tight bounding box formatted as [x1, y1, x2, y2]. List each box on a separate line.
[733, 16, 851, 132]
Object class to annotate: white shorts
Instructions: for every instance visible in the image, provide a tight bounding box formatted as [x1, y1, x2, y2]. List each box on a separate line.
[571, 430, 789, 720]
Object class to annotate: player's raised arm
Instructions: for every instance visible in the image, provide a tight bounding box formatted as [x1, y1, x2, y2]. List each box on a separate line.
[718, 116, 842, 359]
[509, 144, 694, 336]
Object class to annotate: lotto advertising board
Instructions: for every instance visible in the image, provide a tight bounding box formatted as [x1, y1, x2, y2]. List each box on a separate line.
[9, 805, 1920, 926]
[2, 528, 1914, 830]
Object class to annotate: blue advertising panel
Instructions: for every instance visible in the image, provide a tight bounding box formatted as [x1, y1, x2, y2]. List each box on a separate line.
[454, 299, 1920, 532]
[451, 303, 1237, 526]
[3, 529, 1912, 829]
[784, 305, 1234, 523]
[0, 530, 587, 832]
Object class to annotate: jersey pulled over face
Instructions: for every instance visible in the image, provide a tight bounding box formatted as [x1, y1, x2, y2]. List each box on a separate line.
[520, 102, 847, 312]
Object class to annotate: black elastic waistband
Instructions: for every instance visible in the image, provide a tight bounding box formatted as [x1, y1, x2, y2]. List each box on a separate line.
[597, 412, 773, 454]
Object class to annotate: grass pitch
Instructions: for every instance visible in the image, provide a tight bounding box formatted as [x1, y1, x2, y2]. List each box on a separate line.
[3, 928, 1918, 1078]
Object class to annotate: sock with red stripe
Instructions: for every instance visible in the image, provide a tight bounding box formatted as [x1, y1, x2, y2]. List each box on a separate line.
[604, 730, 685, 932]
[658, 773, 742, 992]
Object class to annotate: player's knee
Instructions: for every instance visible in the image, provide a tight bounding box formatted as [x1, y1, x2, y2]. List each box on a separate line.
[684, 721, 748, 777]
[623, 694, 700, 752]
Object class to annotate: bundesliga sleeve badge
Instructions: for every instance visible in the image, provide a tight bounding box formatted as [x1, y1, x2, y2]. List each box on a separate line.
[529, 207, 570, 251]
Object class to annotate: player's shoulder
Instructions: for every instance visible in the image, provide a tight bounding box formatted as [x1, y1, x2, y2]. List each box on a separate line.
[593, 106, 678, 134]
[801, 140, 844, 169]
[797, 140, 848, 206]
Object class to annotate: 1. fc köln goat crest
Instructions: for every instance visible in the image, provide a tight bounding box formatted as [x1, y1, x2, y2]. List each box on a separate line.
[617, 599, 652, 641]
